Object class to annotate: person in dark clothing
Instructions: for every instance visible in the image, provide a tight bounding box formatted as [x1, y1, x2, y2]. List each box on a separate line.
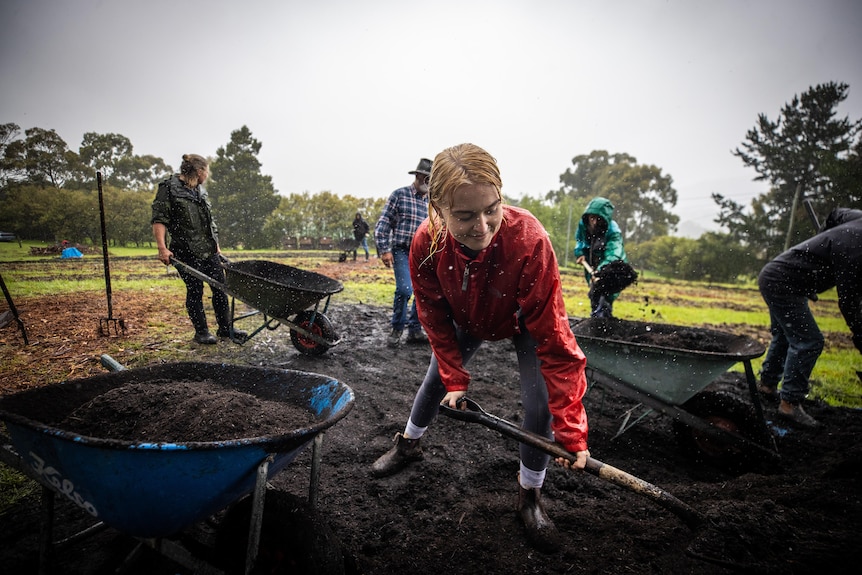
[757, 207, 862, 427]
[151, 154, 246, 345]
[573, 197, 629, 318]
[352, 212, 370, 261]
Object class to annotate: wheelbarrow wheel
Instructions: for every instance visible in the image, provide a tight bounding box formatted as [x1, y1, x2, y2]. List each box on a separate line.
[290, 310, 336, 356]
[672, 390, 771, 472]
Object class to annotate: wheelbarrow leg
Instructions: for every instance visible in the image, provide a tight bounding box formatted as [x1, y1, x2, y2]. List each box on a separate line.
[38, 485, 54, 575]
[743, 359, 778, 452]
[309, 434, 324, 509]
[245, 455, 273, 575]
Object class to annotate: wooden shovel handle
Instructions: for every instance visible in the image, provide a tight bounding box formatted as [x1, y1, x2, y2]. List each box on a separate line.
[440, 399, 705, 529]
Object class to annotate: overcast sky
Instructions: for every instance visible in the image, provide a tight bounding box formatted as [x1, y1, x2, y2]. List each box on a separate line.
[2, 0, 860, 234]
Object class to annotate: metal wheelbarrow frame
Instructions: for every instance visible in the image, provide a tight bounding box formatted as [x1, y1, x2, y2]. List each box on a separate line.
[173, 257, 343, 355]
[570, 317, 779, 465]
[0, 361, 355, 573]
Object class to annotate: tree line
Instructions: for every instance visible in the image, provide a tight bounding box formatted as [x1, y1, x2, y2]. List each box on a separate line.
[1, 82, 859, 282]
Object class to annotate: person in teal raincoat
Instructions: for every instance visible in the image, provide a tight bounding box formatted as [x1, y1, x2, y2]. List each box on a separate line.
[573, 197, 628, 318]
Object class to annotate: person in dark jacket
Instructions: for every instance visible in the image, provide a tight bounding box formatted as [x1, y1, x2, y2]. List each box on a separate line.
[573, 197, 628, 318]
[757, 207, 862, 427]
[352, 211, 370, 261]
[370, 143, 590, 553]
[151, 154, 246, 344]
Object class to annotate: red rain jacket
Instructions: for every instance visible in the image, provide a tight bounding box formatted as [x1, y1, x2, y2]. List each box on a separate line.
[410, 206, 589, 452]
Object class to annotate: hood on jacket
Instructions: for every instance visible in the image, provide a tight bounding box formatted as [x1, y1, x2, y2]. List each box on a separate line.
[582, 197, 614, 234]
[823, 207, 862, 231]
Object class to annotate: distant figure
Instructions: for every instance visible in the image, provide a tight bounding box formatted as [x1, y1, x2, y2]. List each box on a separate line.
[757, 207, 862, 428]
[352, 212, 370, 261]
[151, 154, 247, 345]
[573, 197, 629, 318]
[374, 158, 431, 347]
[370, 143, 590, 554]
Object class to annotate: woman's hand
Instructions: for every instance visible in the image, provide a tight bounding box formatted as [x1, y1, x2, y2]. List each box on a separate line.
[555, 449, 590, 471]
[440, 391, 467, 409]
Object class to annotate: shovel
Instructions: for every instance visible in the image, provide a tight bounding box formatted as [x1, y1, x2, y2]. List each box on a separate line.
[439, 397, 704, 529]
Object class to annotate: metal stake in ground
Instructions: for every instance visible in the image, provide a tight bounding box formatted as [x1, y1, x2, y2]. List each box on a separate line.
[0, 271, 28, 344]
[97, 171, 125, 336]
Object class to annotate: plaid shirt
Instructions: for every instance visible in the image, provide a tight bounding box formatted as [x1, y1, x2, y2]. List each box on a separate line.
[374, 183, 429, 253]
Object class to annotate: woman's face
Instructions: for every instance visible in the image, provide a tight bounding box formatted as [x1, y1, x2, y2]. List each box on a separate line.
[437, 183, 502, 252]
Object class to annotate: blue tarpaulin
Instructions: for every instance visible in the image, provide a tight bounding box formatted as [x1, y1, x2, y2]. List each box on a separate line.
[61, 247, 83, 259]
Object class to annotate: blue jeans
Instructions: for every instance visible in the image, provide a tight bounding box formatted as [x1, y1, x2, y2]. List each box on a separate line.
[353, 237, 369, 260]
[390, 245, 420, 333]
[759, 291, 824, 404]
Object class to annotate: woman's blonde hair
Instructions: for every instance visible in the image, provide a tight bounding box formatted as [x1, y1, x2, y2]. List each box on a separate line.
[179, 154, 209, 183]
[426, 143, 503, 258]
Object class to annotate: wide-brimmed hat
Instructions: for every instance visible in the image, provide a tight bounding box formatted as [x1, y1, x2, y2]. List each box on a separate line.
[408, 158, 433, 176]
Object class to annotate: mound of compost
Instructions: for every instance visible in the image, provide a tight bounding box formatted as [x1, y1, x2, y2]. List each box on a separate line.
[56, 380, 316, 442]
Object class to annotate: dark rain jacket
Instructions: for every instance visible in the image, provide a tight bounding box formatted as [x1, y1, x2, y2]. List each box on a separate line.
[409, 206, 589, 452]
[758, 207, 862, 350]
[573, 197, 628, 298]
[150, 175, 219, 261]
[353, 217, 370, 241]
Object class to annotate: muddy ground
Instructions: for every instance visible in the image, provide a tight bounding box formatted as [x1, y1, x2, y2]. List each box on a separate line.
[1, 288, 861, 574]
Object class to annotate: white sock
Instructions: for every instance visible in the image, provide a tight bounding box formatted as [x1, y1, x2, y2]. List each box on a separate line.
[404, 419, 427, 440]
[519, 463, 546, 489]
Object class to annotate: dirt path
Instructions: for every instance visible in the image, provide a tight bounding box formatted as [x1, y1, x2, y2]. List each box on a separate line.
[1, 297, 860, 574]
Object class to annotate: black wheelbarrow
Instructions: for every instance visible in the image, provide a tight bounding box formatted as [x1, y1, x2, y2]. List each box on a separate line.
[172, 258, 343, 355]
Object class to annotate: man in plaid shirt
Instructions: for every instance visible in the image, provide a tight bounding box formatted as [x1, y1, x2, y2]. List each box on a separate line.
[374, 158, 432, 347]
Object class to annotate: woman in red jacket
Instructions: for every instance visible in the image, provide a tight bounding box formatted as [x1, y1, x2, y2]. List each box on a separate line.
[371, 143, 590, 553]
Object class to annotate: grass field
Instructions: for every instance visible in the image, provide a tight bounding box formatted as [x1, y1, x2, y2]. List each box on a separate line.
[1, 240, 860, 407]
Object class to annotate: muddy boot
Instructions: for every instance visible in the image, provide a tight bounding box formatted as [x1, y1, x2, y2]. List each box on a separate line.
[371, 433, 423, 478]
[517, 486, 561, 553]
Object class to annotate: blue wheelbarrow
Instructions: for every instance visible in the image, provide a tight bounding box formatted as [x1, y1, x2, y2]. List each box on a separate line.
[0, 361, 354, 573]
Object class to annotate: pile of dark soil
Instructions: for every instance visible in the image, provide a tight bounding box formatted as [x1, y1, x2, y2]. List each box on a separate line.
[1, 302, 860, 574]
[57, 380, 316, 442]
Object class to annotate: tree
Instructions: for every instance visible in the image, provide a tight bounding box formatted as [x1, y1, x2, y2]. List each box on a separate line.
[207, 126, 280, 249]
[548, 150, 679, 244]
[512, 194, 585, 267]
[0, 122, 24, 187]
[78, 132, 133, 183]
[0, 127, 84, 188]
[629, 232, 758, 282]
[78, 132, 171, 190]
[721, 81, 862, 257]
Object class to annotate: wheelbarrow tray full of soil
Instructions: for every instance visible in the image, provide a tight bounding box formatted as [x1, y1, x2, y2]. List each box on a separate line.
[0, 362, 354, 539]
[571, 317, 764, 405]
[570, 317, 777, 468]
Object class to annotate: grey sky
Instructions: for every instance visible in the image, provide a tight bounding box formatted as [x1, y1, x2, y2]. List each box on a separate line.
[2, 0, 860, 234]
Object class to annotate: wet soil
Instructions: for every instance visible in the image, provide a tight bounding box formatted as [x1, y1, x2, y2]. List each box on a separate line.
[1, 296, 861, 574]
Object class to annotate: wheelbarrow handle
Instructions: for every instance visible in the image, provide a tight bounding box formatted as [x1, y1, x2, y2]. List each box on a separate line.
[439, 397, 704, 529]
[170, 257, 227, 290]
